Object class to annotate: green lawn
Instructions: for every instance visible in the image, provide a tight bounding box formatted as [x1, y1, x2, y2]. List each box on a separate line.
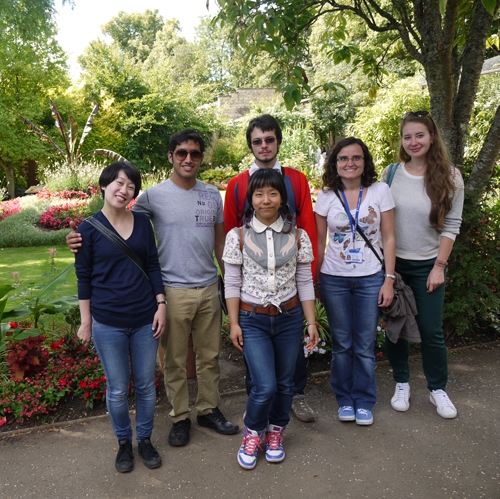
[0, 245, 75, 285]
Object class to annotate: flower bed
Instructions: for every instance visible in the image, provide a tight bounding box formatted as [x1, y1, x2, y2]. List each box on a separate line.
[39, 202, 93, 230]
[0, 198, 22, 222]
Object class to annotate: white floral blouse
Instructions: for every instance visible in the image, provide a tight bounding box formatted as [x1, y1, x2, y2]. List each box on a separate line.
[223, 216, 314, 308]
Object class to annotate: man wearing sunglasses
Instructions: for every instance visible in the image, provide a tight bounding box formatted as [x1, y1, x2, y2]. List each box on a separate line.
[224, 114, 318, 423]
[67, 129, 239, 449]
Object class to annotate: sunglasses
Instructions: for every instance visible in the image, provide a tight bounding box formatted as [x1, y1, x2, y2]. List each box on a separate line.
[403, 110, 431, 119]
[172, 149, 203, 162]
[251, 137, 276, 146]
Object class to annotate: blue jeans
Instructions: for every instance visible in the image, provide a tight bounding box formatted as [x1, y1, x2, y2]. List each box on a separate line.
[92, 319, 159, 442]
[321, 270, 384, 411]
[240, 303, 304, 432]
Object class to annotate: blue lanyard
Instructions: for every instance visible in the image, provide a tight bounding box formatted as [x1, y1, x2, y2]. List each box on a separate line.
[341, 186, 363, 249]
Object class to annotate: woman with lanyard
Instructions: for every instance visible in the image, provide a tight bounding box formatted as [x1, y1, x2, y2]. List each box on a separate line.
[223, 168, 319, 469]
[383, 111, 464, 419]
[315, 137, 396, 426]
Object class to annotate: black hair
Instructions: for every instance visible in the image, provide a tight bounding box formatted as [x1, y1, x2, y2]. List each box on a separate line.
[169, 129, 205, 153]
[321, 137, 377, 191]
[99, 161, 141, 199]
[243, 168, 292, 231]
[246, 114, 283, 149]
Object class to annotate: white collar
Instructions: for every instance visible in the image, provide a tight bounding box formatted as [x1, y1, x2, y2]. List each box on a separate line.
[251, 215, 284, 234]
[249, 159, 282, 176]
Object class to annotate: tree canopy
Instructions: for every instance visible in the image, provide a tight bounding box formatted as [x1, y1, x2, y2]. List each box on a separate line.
[216, 0, 500, 193]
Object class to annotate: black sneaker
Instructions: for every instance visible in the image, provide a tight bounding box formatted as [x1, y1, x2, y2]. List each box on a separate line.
[138, 438, 162, 469]
[197, 407, 239, 435]
[169, 418, 191, 446]
[115, 439, 134, 473]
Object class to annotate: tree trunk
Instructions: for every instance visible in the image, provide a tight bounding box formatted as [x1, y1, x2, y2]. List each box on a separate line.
[0, 159, 15, 198]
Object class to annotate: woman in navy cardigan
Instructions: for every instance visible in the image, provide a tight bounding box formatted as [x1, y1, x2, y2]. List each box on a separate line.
[76, 162, 166, 473]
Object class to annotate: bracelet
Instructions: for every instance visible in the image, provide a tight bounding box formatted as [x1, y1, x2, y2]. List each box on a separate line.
[305, 321, 319, 327]
[384, 273, 396, 280]
[157, 300, 167, 306]
[434, 259, 448, 268]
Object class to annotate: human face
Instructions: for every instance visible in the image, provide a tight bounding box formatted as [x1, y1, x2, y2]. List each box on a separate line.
[250, 128, 279, 168]
[401, 122, 434, 160]
[102, 171, 135, 210]
[336, 144, 365, 184]
[168, 139, 203, 188]
[252, 185, 282, 225]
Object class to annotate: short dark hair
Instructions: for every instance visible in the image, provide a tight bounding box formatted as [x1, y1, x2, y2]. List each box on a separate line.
[99, 161, 142, 199]
[246, 114, 283, 149]
[244, 169, 292, 230]
[322, 137, 377, 191]
[169, 129, 205, 153]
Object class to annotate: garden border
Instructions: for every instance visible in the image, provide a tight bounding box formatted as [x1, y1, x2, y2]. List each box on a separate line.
[2, 340, 499, 439]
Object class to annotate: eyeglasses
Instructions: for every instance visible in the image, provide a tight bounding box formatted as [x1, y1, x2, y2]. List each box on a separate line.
[172, 149, 203, 162]
[402, 110, 430, 119]
[337, 155, 364, 165]
[251, 137, 276, 146]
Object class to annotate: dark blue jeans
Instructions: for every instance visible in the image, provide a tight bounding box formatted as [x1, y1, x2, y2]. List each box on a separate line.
[92, 319, 159, 442]
[240, 303, 304, 432]
[321, 270, 384, 411]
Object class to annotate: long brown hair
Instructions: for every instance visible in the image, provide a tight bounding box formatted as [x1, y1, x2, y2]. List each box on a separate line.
[399, 113, 455, 229]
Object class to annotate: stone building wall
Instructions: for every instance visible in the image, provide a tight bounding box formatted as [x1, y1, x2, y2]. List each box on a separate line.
[218, 88, 279, 119]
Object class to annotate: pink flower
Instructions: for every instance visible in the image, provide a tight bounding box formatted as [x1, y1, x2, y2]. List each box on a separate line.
[0, 416, 7, 427]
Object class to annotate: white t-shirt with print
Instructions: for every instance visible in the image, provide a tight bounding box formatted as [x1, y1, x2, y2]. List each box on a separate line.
[314, 182, 395, 277]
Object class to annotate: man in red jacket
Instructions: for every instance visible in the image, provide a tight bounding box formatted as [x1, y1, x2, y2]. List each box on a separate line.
[224, 114, 318, 422]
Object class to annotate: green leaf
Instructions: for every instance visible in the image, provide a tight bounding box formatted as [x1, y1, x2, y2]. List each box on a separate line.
[481, 0, 497, 16]
[439, 0, 447, 16]
[283, 92, 295, 110]
[36, 264, 75, 301]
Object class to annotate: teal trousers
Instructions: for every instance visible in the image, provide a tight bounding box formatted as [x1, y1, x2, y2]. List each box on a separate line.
[385, 257, 448, 391]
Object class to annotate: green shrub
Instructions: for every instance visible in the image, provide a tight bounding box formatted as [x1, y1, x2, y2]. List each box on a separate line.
[38, 161, 104, 192]
[445, 187, 500, 338]
[0, 209, 70, 247]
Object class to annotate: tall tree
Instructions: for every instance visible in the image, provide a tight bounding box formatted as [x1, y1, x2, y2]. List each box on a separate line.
[0, 0, 70, 197]
[216, 0, 500, 194]
[101, 9, 165, 63]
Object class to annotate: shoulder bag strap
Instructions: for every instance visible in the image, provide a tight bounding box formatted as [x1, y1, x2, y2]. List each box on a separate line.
[85, 216, 149, 280]
[385, 162, 400, 187]
[333, 190, 384, 267]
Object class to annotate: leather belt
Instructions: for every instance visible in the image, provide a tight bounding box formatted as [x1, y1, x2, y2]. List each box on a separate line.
[239, 295, 300, 316]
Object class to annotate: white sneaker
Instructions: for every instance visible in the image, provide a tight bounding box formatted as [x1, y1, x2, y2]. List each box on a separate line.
[430, 389, 457, 419]
[391, 383, 410, 412]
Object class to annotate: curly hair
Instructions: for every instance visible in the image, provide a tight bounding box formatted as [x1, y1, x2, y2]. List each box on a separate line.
[321, 137, 377, 191]
[399, 113, 455, 229]
[243, 168, 292, 232]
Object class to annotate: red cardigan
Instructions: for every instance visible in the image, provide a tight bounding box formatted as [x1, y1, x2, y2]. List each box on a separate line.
[224, 167, 318, 278]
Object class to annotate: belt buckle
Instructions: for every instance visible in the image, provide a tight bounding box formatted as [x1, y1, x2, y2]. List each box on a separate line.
[268, 306, 279, 316]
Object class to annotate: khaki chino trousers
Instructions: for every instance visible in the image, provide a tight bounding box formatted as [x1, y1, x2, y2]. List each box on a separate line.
[161, 282, 222, 423]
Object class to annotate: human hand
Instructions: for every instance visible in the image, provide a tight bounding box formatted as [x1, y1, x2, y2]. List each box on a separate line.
[230, 324, 244, 352]
[152, 304, 167, 339]
[305, 324, 319, 351]
[378, 281, 395, 307]
[67, 221, 82, 254]
[427, 266, 445, 293]
[77, 324, 92, 347]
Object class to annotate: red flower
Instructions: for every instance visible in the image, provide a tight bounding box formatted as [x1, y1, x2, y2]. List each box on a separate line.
[79, 380, 87, 388]
[50, 341, 62, 351]
[59, 378, 67, 386]
[0, 416, 7, 427]
[9, 322, 18, 329]
[84, 392, 90, 400]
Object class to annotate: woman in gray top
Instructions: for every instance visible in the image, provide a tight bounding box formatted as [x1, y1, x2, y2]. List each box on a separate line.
[383, 111, 464, 419]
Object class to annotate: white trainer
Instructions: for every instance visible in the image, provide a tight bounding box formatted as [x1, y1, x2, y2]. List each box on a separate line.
[430, 389, 457, 419]
[391, 383, 410, 412]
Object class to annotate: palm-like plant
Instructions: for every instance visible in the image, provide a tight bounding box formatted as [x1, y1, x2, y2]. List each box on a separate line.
[19, 99, 127, 172]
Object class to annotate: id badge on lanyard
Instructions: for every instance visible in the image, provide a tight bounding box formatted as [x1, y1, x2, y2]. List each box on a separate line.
[341, 187, 364, 265]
